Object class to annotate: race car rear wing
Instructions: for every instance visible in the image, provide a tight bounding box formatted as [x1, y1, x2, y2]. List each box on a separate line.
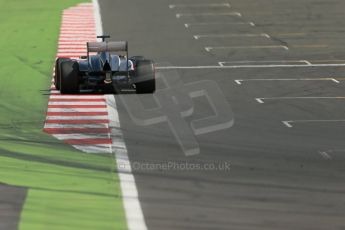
[86, 40, 130, 73]
[87, 41, 128, 53]
[87, 41, 129, 71]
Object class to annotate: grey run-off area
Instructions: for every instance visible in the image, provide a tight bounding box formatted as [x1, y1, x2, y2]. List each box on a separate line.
[99, 0, 345, 229]
[0, 183, 27, 230]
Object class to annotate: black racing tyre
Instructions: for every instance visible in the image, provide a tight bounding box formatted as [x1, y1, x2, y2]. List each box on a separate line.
[60, 60, 80, 94]
[54, 58, 69, 90]
[134, 60, 155, 94]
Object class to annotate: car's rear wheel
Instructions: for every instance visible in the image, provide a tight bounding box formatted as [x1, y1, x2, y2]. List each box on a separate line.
[130, 56, 145, 62]
[54, 58, 69, 90]
[60, 60, 80, 94]
[134, 60, 155, 94]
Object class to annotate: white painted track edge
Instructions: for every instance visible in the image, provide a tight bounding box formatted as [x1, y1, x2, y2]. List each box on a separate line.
[156, 63, 345, 69]
[105, 94, 148, 230]
[92, 0, 148, 229]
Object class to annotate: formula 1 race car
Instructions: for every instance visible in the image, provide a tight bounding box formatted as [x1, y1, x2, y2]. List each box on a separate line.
[54, 35, 155, 94]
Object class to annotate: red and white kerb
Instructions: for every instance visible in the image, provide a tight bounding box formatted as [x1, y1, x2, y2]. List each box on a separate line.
[44, 3, 113, 153]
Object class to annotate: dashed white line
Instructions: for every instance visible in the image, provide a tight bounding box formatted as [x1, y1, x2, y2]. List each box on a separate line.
[155, 63, 345, 70]
[331, 78, 340, 83]
[93, 0, 148, 229]
[219, 60, 310, 66]
[169, 3, 231, 9]
[282, 121, 293, 128]
[193, 33, 270, 40]
[184, 22, 255, 28]
[255, 98, 265, 104]
[105, 94, 148, 230]
[302, 60, 312, 65]
[234, 80, 242, 85]
[256, 96, 345, 104]
[205, 45, 289, 52]
[318, 151, 332, 159]
[176, 12, 242, 18]
[282, 119, 345, 130]
[234, 78, 340, 85]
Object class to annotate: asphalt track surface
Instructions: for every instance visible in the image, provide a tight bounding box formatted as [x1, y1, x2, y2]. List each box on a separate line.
[100, 0, 345, 229]
[0, 184, 27, 230]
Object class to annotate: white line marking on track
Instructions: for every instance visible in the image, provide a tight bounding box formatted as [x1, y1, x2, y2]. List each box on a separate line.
[184, 22, 255, 28]
[331, 78, 340, 83]
[255, 98, 265, 104]
[256, 96, 345, 104]
[105, 94, 148, 230]
[219, 60, 309, 66]
[176, 12, 242, 18]
[302, 60, 312, 65]
[205, 45, 289, 52]
[155, 63, 345, 69]
[282, 121, 293, 128]
[263, 33, 271, 38]
[169, 3, 230, 9]
[234, 78, 339, 85]
[234, 80, 242, 85]
[318, 151, 332, 159]
[93, 0, 148, 228]
[92, 0, 103, 40]
[193, 33, 270, 39]
[282, 119, 345, 129]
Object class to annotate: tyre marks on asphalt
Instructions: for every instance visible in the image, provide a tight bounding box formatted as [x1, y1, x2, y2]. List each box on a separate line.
[44, 3, 113, 153]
